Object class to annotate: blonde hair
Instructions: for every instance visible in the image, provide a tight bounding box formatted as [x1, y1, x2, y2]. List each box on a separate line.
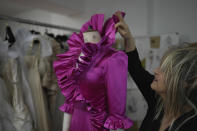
[155, 43, 197, 119]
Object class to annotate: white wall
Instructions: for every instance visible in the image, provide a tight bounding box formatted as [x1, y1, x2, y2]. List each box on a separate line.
[84, 0, 197, 42]
[151, 0, 197, 42]
[1, 0, 197, 42]
[84, 0, 149, 37]
[15, 9, 85, 34]
[0, 0, 150, 38]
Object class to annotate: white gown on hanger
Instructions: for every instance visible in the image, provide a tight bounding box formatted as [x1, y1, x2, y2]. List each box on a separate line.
[1, 38, 34, 131]
[0, 39, 16, 131]
[17, 28, 53, 131]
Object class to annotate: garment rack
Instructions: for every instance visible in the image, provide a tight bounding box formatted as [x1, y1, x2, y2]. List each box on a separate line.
[0, 14, 80, 32]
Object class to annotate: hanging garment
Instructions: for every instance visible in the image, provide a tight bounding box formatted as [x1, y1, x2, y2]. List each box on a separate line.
[2, 58, 34, 131]
[42, 35, 66, 131]
[42, 36, 64, 115]
[14, 28, 54, 131]
[23, 39, 52, 131]
[1, 40, 33, 131]
[0, 78, 17, 131]
[14, 28, 41, 129]
[0, 39, 16, 131]
[54, 13, 133, 131]
[14, 28, 65, 131]
[13, 29, 43, 129]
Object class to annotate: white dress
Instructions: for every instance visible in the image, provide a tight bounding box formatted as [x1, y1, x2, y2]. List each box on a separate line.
[0, 37, 33, 131]
[14, 28, 53, 130]
[20, 31, 52, 131]
[0, 39, 16, 131]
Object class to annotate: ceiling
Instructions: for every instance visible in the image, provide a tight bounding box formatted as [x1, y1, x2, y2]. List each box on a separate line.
[0, 0, 86, 16]
[0, 0, 134, 17]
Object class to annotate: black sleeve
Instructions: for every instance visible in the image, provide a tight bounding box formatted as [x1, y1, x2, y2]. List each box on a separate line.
[126, 49, 156, 107]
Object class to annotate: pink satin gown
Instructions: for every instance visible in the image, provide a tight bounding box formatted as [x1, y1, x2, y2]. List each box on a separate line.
[53, 12, 133, 131]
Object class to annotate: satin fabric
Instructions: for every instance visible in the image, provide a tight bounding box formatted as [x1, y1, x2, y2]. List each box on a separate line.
[24, 41, 52, 131]
[54, 12, 133, 131]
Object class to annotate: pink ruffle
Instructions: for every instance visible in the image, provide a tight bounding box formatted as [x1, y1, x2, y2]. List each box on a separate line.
[59, 102, 74, 114]
[67, 33, 83, 50]
[59, 88, 85, 114]
[53, 50, 79, 103]
[80, 14, 105, 34]
[104, 115, 133, 130]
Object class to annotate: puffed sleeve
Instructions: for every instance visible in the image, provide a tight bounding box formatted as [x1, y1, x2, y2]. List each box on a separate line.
[104, 51, 133, 130]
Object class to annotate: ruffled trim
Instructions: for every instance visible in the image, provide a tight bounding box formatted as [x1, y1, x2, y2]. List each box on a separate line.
[67, 33, 83, 50]
[80, 14, 105, 34]
[53, 43, 98, 105]
[104, 115, 133, 130]
[59, 102, 74, 114]
[54, 49, 79, 102]
[80, 12, 125, 47]
[77, 43, 99, 72]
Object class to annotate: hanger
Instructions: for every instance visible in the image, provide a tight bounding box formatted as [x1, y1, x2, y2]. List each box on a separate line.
[30, 25, 41, 35]
[5, 25, 16, 47]
[47, 33, 55, 38]
[30, 29, 41, 35]
[55, 35, 66, 49]
[45, 29, 55, 38]
[61, 35, 68, 42]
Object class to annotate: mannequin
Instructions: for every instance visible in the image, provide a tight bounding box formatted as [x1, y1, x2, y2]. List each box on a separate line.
[62, 29, 101, 131]
[54, 13, 133, 131]
[78, 27, 101, 62]
[83, 29, 101, 43]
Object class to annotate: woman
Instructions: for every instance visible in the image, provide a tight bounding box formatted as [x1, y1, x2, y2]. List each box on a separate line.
[115, 11, 197, 131]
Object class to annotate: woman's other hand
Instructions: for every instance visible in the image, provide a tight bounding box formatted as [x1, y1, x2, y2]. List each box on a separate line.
[115, 11, 136, 52]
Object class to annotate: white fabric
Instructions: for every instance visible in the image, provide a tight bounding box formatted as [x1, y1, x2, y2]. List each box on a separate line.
[0, 37, 34, 131]
[15, 28, 52, 58]
[0, 78, 16, 131]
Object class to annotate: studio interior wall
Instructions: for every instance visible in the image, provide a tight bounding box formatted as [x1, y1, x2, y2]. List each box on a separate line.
[151, 0, 197, 42]
[0, 0, 197, 42]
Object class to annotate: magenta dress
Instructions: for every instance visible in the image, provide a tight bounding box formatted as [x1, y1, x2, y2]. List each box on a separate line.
[53, 12, 133, 131]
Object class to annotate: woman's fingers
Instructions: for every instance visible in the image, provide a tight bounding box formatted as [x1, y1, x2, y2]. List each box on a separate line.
[115, 11, 132, 39]
[115, 11, 124, 22]
[116, 22, 128, 36]
[115, 22, 121, 29]
[117, 28, 127, 36]
[115, 22, 126, 30]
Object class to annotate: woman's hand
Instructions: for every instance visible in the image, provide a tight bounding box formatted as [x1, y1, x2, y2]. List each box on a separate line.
[115, 11, 136, 52]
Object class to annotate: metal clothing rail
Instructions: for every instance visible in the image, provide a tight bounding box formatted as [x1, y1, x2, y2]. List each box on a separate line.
[0, 14, 80, 32]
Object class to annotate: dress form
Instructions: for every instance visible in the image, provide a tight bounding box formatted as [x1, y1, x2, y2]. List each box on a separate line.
[77, 29, 101, 64]
[54, 13, 133, 131]
[83, 30, 101, 44]
[62, 29, 101, 131]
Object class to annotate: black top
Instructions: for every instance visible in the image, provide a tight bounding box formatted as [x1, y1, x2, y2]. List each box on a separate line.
[127, 49, 197, 131]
